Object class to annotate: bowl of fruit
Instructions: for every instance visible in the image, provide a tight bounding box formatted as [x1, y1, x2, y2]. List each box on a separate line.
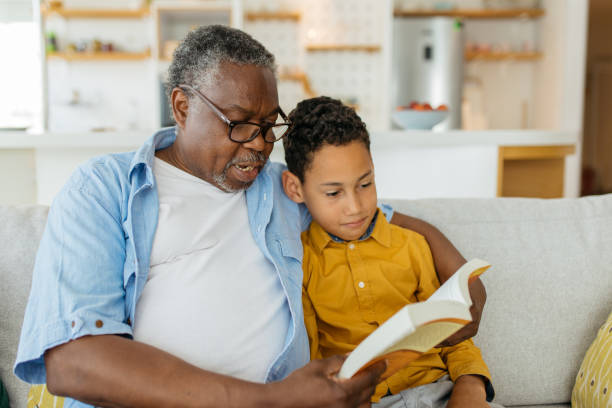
[392, 102, 449, 130]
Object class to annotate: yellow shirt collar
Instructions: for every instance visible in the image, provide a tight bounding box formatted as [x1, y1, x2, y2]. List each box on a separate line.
[308, 208, 392, 253]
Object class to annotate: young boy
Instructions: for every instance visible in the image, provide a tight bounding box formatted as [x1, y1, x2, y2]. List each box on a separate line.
[282, 97, 500, 408]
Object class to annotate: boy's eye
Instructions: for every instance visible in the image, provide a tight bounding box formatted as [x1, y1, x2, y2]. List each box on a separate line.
[326, 191, 339, 197]
[361, 182, 373, 188]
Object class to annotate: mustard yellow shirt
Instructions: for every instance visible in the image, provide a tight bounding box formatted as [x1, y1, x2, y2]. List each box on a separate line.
[301, 209, 492, 401]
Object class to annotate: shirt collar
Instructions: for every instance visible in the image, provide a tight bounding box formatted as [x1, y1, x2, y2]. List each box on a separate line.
[308, 208, 392, 253]
[128, 126, 177, 184]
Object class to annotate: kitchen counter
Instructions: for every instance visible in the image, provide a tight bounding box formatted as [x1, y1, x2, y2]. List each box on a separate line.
[370, 129, 578, 147]
[0, 128, 580, 205]
[0, 129, 579, 149]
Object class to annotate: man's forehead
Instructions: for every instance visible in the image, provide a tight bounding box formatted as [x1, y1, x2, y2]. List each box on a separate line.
[210, 62, 275, 91]
[206, 63, 279, 113]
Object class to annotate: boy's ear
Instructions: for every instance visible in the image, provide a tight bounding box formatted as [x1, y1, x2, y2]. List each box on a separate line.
[282, 170, 305, 203]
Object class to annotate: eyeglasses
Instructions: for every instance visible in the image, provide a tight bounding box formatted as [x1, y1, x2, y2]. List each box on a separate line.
[179, 84, 292, 143]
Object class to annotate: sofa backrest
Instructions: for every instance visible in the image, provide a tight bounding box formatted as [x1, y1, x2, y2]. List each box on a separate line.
[0, 205, 49, 406]
[2, 196, 612, 407]
[385, 195, 612, 406]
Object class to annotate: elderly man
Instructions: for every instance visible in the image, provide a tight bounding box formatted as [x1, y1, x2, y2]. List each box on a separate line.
[15, 25, 486, 407]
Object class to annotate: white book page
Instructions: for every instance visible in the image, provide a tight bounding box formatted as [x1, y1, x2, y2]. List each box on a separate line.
[426, 259, 490, 305]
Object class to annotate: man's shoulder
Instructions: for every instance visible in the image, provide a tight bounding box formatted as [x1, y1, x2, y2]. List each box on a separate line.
[251, 160, 306, 234]
[56, 151, 137, 217]
[262, 161, 288, 177]
[260, 161, 291, 199]
[66, 151, 134, 191]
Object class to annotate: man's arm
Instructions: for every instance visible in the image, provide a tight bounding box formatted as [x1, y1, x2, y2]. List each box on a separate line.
[45, 335, 385, 408]
[390, 211, 486, 345]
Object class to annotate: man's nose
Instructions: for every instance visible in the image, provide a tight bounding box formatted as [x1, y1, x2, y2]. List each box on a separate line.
[241, 130, 266, 152]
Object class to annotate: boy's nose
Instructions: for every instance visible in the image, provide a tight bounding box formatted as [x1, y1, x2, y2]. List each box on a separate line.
[345, 193, 363, 215]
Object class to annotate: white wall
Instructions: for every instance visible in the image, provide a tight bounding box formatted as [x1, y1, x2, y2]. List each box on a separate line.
[463, 18, 540, 130]
[534, 0, 588, 197]
[35, 147, 133, 205]
[43, 17, 157, 133]
[371, 145, 499, 199]
[0, 150, 37, 205]
[0, 0, 32, 22]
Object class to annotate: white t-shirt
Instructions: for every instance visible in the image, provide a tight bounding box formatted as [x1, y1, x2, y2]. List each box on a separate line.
[133, 157, 290, 382]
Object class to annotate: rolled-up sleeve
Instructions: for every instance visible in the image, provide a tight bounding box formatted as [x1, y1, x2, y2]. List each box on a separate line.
[14, 169, 132, 384]
[439, 339, 495, 401]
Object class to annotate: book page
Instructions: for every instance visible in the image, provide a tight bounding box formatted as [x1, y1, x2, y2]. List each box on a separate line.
[351, 321, 467, 380]
[384, 321, 466, 354]
[338, 259, 489, 380]
[426, 259, 490, 305]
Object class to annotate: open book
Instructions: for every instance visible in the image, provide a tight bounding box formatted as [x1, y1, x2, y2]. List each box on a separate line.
[337, 258, 491, 380]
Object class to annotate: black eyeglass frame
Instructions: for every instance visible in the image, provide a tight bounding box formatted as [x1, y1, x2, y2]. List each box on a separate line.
[178, 84, 292, 143]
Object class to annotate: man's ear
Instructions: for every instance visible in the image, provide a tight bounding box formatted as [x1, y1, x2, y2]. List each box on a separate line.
[171, 87, 190, 129]
[282, 170, 305, 203]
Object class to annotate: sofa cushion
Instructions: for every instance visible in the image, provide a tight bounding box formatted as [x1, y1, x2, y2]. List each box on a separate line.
[0, 205, 49, 406]
[571, 310, 612, 407]
[384, 195, 612, 406]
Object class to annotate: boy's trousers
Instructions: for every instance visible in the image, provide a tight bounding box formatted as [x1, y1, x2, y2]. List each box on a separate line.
[372, 375, 505, 408]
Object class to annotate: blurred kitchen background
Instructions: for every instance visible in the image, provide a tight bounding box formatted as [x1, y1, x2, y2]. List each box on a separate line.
[0, 0, 609, 204]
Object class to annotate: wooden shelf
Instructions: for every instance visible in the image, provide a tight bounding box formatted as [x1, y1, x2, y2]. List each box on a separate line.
[394, 8, 545, 19]
[42, 6, 150, 18]
[279, 71, 316, 98]
[245, 11, 301, 21]
[47, 50, 151, 61]
[305, 44, 381, 53]
[465, 51, 543, 61]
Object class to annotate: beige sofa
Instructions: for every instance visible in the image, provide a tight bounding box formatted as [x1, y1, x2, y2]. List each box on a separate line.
[2, 195, 611, 407]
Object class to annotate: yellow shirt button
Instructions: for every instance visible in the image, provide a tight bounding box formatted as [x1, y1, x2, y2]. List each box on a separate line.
[349, 243, 355, 250]
[358, 281, 365, 288]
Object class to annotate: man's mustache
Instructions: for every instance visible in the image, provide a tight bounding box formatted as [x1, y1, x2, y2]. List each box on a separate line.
[226, 152, 268, 169]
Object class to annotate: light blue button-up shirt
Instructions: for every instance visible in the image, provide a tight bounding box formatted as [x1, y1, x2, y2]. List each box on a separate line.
[15, 127, 392, 407]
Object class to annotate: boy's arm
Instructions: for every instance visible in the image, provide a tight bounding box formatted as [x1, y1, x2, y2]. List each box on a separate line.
[439, 340, 494, 403]
[389, 211, 486, 346]
[447, 375, 489, 408]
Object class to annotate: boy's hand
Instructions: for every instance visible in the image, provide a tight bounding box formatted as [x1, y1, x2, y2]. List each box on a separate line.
[436, 278, 486, 347]
[389, 212, 487, 346]
[447, 375, 489, 408]
[270, 355, 386, 408]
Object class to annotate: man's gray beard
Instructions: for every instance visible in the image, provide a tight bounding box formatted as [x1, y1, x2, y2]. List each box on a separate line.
[213, 173, 247, 193]
[213, 151, 268, 193]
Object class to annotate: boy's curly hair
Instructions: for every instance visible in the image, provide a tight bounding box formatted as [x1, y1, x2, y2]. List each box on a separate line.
[283, 96, 370, 182]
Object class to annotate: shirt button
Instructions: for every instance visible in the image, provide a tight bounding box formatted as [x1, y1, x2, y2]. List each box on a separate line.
[358, 281, 365, 288]
[95, 320, 104, 328]
[348, 243, 355, 250]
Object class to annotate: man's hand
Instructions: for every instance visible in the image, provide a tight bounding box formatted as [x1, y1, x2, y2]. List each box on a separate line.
[447, 375, 489, 408]
[390, 211, 487, 346]
[270, 355, 386, 408]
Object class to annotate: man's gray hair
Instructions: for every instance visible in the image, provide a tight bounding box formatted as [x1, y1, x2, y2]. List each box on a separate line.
[165, 25, 276, 100]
